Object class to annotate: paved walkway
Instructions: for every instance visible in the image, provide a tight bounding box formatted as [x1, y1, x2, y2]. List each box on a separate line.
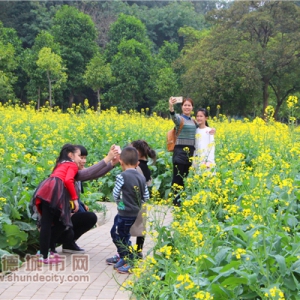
[0, 203, 173, 300]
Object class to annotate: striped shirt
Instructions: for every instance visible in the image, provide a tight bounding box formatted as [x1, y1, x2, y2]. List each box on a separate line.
[113, 169, 149, 217]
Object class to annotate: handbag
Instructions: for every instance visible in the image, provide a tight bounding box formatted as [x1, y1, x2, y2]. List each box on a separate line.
[130, 204, 147, 237]
[166, 117, 184, 152]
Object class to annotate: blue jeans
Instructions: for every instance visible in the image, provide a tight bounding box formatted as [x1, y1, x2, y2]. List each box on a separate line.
[110, 214, 136, 259]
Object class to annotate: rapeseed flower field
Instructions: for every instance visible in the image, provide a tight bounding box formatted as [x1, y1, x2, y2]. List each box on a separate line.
[0, 101, 299, 299]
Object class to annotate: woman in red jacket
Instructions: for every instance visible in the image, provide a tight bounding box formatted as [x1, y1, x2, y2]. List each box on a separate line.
[32, 144, 82, 264]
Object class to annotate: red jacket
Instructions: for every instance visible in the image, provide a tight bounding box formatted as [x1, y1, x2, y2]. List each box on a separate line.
[51, 162, 78, 200]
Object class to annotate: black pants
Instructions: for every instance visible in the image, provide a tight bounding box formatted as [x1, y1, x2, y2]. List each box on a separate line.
[57, 211, 97, 247]
[172, 163, 191, 187]
[40, 201, 66, 259]
[172, 163, 191, 206]
[136, 236, 145, 252]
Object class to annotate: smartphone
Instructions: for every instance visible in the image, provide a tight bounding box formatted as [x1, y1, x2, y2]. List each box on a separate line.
[173, 96, 183, 103]
[115, 145, 121, 154]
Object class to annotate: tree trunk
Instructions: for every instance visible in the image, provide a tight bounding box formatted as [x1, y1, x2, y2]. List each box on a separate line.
[262, 78, 269, 119]
[37, 86, 41, 110]
[47, 71, 52, 107]
[69, 93, 74, 107]
[270, 83, 295, 120]
[97, 89, 101, 113]
[132, 94, 136, 109]
[274, 91, 285, 120]
[274, 102, 282, 120]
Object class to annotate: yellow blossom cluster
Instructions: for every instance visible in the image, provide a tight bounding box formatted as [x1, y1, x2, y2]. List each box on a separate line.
[232, 248, 246, 259]
[0, 197, 7, 211]
[264, 286, 285, 300]
[286, 95, 298, 109]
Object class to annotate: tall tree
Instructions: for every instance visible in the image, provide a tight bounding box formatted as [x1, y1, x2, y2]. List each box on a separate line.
[157, 41, 180, 65]
[136, 2, 207, 49]
[51, 5, 97, 107]
[105, 13, 151, 61]
[74, 1, 129, 47]
[105, 14, 155, 110]
[180, 27, 261, 116]
[36, 47, 67, 106]
[109, 38, 153, 110]
[0, 2, 58, 48]
[22, 31, 61, 108]
[180, 1, 300, 118]
[83, 52, 113, 111]
[0, 22, 19, 102]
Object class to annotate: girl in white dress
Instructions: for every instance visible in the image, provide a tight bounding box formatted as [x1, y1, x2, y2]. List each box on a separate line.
[194, 108, 215, 170]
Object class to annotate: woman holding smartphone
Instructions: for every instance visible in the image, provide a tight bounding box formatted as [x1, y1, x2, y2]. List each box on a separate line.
[169, 97, 197, 206]
[169, 97, 216, 206]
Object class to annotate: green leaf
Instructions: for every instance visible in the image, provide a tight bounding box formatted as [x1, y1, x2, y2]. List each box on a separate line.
[0, 236, 9, 249]
[211, 268, 236, 284]
[287, 215, 298, 227]
[280, 191, 289, 201]
[271, 254, 287, 275]
[2, 224, 27, 247]
[220, 260, 242, 273]
[284, 276, 297, 291]
[241, 292, 260, 299]
[13, 221, 36, 231]
[221, 276, 248, 287]
[291, 260, 300, 274]
[210, 284, 232, 299]
[215, 247, 231, 265]
[272, 236, 282, 254]
[10, 206, 21, 219]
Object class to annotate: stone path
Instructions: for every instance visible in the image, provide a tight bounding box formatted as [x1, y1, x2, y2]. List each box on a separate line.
[0, 202, 173, 300]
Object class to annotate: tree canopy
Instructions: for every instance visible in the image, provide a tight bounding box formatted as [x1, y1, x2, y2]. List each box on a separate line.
[180, 1, 300, 118]
[51, 5, 98, 106]
[0, 1, 299, 119]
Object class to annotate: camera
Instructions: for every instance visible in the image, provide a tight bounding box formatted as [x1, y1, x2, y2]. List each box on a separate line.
[173, 96, 183, 103]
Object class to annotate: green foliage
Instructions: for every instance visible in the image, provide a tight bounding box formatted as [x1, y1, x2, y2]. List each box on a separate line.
[22, 31, 62, 108]
[0, 2, 58, 48]
[178, 26, 209, 49]
[105, 13, 151, 61]
[152, 67, 179, 114]
[157, 41, 180, 65]
[1, 1, 299, 119]
[0, 23, 19, 101]
[83, 52, 113, 111]
[51, 5, 98, 105]
[36, 47, 67, 106]
[108, 38, 154, 110]
[135, 2, 207, 49]
[0, 21, 22, 55]
[180, 1, 300, 118]
[0, 70, 16, 101]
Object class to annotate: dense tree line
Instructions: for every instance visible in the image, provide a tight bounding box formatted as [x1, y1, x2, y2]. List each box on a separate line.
[0, 1, 299, 119]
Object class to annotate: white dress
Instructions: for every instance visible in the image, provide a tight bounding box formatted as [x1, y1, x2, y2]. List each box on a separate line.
[194, 127, 215, 167]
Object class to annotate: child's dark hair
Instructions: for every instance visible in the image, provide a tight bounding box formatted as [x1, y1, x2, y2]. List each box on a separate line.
[131, 140, 156, 163]
[75, 145, 88, 156]
[120, 146, 139, 166]
[53, 144, 79, 170]
[196, 108, 209, 127]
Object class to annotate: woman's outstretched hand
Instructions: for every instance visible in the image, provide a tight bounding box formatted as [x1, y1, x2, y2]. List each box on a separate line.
[169, 97, 176, 112]
[209, 128, 216, 135]
[105, 145, 120, 164]
[73, 200, 79, 213]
